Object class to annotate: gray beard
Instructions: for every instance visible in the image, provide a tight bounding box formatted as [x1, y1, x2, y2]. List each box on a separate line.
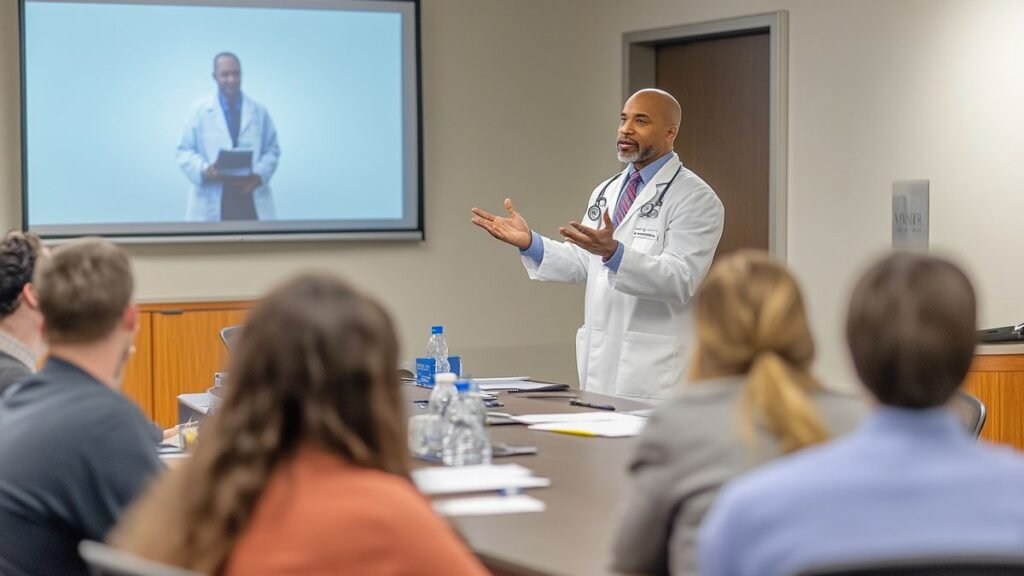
[617, 143, 656, 164]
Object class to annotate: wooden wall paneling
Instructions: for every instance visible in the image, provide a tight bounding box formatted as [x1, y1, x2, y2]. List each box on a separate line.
[965, 354, 1024, 450]
[151, 308, 248, 428]
[120, 312, 153, 419]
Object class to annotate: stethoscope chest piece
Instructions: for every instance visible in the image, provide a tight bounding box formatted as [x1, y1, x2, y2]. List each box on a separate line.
[587, 195, 608, 221]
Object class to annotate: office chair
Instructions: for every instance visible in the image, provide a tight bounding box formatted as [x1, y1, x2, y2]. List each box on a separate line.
[948, 390, 987, 439]
[79, 541, 204, 576]
[218, 325, 241, 352]
[799, 555, 1024, 575]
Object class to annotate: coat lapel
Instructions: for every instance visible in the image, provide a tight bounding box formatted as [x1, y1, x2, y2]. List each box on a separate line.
[204, 94, 232, 150]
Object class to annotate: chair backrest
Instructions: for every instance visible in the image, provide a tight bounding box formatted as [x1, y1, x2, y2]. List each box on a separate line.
[79, 541, 204, 576]
[949, 390, 987, 439]
[799, 555, 1024, 576]
[219, 325, 241, 352]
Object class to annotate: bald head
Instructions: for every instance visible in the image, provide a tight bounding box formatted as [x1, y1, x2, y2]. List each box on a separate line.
[630, 89, 681, 127]
[617, 89, 681, 168]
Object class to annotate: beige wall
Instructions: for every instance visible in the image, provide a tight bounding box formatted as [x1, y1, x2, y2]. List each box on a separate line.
[4, 0, 1024, 387]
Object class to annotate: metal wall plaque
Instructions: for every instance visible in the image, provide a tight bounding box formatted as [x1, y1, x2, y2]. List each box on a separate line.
[892, 180, 929, 250]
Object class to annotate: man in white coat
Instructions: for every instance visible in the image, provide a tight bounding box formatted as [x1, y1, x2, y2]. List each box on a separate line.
[471, 89, 724, 399]
[177, 52, 280, 221]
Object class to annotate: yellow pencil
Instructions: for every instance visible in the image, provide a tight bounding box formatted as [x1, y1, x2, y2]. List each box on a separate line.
[547, 428, 598, 437]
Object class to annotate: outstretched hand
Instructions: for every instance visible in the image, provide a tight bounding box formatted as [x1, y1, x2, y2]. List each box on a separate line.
[559, 209, 619, 260]
[471, 198, 533, 250]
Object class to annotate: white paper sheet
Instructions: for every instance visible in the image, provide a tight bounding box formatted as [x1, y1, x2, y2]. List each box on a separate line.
[511, 412, 643, 425]
[433, 494, 546, 517]
[527, 418, 647, 438]
[476, 380, 562, 391]
[412, 464, 551, 495]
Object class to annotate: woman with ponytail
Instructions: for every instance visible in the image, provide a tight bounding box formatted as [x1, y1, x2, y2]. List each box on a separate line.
[109, 274, 487, 576]
[611, 250, 865, 576]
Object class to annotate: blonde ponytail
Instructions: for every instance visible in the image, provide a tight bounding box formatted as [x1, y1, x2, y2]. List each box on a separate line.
[691, 250, 832, 455]
[740, 351, 829, 453]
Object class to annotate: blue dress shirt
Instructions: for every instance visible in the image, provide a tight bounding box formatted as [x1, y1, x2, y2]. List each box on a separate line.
[699, 406, 1024, 576]
[521, 151, 674, 272]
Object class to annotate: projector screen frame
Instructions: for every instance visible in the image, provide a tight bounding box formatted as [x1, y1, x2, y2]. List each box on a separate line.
[18, 0, 425, 244]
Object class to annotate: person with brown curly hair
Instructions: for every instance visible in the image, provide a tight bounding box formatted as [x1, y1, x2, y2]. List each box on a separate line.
[111, 273, 488, 576]
[0, 230, 47, 392]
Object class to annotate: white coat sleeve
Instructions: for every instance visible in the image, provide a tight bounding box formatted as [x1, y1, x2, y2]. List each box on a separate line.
[176, 108, 206, 187]
[608, 184, 724, 304]
[254, 110, 280, 185]
[521, 234, 593, 284]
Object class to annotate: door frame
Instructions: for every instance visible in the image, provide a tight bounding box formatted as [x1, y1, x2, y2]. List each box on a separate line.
[623, 12, 789, 259]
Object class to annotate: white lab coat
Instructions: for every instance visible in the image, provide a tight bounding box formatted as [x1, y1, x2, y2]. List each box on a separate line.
[176, 93, 281, 221]
[522, 153, 724, 399]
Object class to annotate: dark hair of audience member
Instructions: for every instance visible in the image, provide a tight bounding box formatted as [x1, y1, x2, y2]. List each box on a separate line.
[110, 273, 407, 573]
[0, 231, 44, 318]
[690, 250, 830, 453]
[846, 251, 976, 408]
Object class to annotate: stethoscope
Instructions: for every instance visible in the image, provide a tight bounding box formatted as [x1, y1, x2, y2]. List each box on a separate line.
[587, 165, 683, 222]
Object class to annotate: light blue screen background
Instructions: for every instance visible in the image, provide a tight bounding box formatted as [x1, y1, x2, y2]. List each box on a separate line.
[25, 1, 404, 224]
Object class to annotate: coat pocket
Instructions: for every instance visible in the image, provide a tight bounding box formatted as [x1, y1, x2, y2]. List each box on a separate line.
[614, 331, 680, 398]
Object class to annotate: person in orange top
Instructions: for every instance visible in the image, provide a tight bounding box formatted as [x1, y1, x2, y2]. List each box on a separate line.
[110, 274, 489, 576]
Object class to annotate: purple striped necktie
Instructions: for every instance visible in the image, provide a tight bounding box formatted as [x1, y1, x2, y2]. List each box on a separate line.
[613, 171, 644, 225]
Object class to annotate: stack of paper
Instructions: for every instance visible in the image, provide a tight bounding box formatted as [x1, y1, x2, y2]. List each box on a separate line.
[412, 463, 550, 496]
[512, 412, 647, 438]
[432, 494, 546, 517]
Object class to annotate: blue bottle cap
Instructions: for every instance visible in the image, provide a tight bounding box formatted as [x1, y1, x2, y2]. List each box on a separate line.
[455, 380, 471, 393]
[431, 325, 443, 334]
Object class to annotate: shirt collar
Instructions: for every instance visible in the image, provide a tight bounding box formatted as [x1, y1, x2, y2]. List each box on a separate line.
[627, 151, 674, 185]
[218, 91, 242, 110]
[40, 356, 106, 388]
[861, 405, 968, 443]
[0, 329, 36, 371]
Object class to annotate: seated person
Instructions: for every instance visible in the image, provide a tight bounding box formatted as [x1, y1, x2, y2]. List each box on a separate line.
[0, 238, 162, 576]
[0, 230, 47, 393]
[611, 250, 865, 576]
[699, 252, 1024, 576]
[111, 273, 488, 576]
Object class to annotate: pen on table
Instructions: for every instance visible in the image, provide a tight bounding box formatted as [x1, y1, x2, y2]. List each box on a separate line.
[569, 399, 616, 411]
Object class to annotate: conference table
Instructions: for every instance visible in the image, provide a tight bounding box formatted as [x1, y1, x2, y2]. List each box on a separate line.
[404, 383, 653, 576]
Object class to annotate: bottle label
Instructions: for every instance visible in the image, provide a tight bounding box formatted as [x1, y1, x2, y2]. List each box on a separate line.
[415, 356, 462, 386]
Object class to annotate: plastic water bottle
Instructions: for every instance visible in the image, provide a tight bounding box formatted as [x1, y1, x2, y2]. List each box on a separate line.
[426, 372, 458, 457]
[442, 379, 492, 466]
[427, 325, 450, 374]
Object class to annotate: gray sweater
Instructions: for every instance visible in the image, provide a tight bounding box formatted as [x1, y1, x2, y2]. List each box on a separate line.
[0, 349, 32, 395]
[610, 376, 866, 576]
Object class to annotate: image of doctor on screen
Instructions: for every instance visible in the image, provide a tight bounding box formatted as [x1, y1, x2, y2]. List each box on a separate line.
[176, 52, 280, 222]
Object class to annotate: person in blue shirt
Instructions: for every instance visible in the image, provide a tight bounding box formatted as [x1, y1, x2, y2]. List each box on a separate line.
[698, 252, 1024, 576]
[177, 52, 280, 221]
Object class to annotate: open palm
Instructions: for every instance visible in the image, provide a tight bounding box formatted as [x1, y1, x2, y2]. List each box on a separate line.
[470, 198, 532, 250]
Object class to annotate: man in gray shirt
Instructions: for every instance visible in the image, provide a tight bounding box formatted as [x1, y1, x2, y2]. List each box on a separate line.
[0, 231, 47, 393]
[0, 238, 161, 576]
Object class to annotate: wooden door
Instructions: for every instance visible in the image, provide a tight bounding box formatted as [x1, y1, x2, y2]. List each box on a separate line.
[151, 308, 248, 428]
[656, 32, 770, 258]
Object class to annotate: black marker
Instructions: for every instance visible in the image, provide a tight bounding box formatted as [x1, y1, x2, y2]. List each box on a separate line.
[569, 399, 616, 411]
